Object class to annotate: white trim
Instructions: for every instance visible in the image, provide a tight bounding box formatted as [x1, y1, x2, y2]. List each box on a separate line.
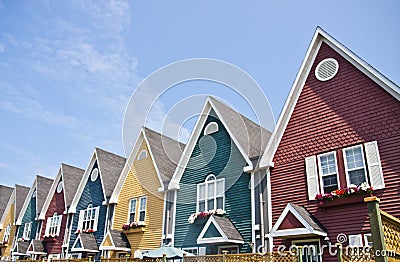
[127, 198, 138, 223]
[196, 175, 225, 212]
[266, 169, 273, 252]
[171, 190, 177, 246]
[260, 27, 400, 169]
[39, 168, 63, 220]
[99, 231, 130, 251]
[197, 216, 244, 245]
[0, 188, 16, 229]
[363, 233, 373, 247]
[138, 195, 147, 222]
[343, 144, 368, 186]
[250, 171, 256, 252]
[143, 131, 167, 190]
[204, 122, 219, 135]
[348, 234, 363, 247]
[317, 151, 340, 194]
[137, 150, 148, 161]
[16, 179, 38, 225]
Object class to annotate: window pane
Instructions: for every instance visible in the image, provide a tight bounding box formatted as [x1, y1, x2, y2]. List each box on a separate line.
[207, 199, 214, 210]
[140, 197, 147, 211]
[129, 213, 135, 223]
[199, 201, 205, 212]
[319, 153, 336, 175]
[129, 199, 137, 213]
[139, 211, 145, 222]
[198, 184, 205, 200]
[216, 197, 223, 209]
[216, 180, 224, 196]
[207, 182, 215, 198]
[349, 169, 366, 185]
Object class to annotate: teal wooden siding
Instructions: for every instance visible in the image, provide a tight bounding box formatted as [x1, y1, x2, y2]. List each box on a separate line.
[17, 191, 38, 240]
[68, 162, 106, 260]
[174, 111, 252, 254]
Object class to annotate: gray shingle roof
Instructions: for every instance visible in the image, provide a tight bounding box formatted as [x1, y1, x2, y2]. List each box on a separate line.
[289, 203, 326, 232]
[0, 185, 13, 216]
[209, 97, 272, 162]
[109, 230, 130, 249]
[36, 176, 54, 217]
[61, 163, 85, 208]
[144, 127, 185, 186]
[95, 148, 127, 198]
[212, 215, 244, 242]
[80, 233, 99, 251]
[15, 241, 29, 255]
[15, 185, 30, 222]
[30, 239, 46, 254]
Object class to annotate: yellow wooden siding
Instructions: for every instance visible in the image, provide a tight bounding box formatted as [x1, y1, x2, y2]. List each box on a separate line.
[0, 203, 15, 258]
[112, 140, 164, 256]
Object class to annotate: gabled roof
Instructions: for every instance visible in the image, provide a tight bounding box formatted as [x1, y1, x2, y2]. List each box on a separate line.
[169, 96, 271, 189]
[260, 27, 400, 168]
[99, 230, 130, 251]
[197, 215, 244, 244]
[17, 176, 53, 225]
[27, 239, 46, 255]
[0, 185, 30, 229]
[38, 164, 85, 220]
[69, 148, 126, 213]
[13, 241, 30, 256]
[270, 203, 326, 238]
[0, 185, 13, 216]
[110, 127, 185, 202]
[72, 233, 99, 252]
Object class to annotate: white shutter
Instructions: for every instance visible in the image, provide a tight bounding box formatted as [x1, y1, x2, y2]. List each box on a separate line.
[305, 156, 320, 200]
[93, 206, 100, 232]
[77, 210, 84, 231]
[364, 141, 385, 190]
[199, 247, 206, 255]
[45, 217, 51, 236]
[56, 215, 63, 236]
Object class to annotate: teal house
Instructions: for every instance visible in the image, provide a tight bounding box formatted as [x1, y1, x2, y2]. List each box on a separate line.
[167, 97, 271, 255]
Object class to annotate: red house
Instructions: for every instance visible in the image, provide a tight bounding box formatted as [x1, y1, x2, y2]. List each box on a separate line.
[36, 164, 84, 259]
[260, 27, 400, 262]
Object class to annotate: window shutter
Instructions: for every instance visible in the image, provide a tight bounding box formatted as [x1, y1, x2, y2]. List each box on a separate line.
[93, 206, 100, 232]
[364, 141, 385, 190]
[199, 247, 206, 255]
[305, 156, 320, 200]
[78, 210, 84, 231]
[45, 217, 51, 236]
[56, 215, 63, 236]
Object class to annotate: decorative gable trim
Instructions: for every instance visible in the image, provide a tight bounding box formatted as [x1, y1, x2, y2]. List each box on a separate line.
[260, 27, 400, 168]
[99, 231, 130, 251]
[71, 234, 99, 253]
[26, 240, 46, 255]
[197, 216, 244, 245]
[16, 179, 38, 225]
[169, 97, 253, 190]
[0, 189, 16, 230]
[38, 168, 63, 220]
[270, 203, 326, 237]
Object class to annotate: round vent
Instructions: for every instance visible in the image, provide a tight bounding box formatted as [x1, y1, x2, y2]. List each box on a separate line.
[90, 168, 99, 182]
[315, 58, 339, 81]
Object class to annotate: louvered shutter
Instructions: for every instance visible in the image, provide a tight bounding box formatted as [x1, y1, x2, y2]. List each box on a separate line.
[93, 206, 100, 232]
[305, 156, 320, 200]
[364, 141, 385, 190]
[56, 215, 63, 236]
[77, 210, 84, 231]
[45, 217, 51, 236]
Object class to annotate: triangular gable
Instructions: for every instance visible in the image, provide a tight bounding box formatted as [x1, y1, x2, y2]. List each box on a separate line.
[38, 168, 63, 220]
[27, 240, 46, 255]
[16, 178, 39, 225]
[260, 27, 400, 168]
[99, 230, 130, 251]
[13, 241, 29, 255]
[100, 233, 114, 247]
[72, 233, 99, 252]
[169, 97, 270, 189]
[0, 188, 15, 229]
[72, 235, 83, 250]
[0, 185, 13, 217]
[197, 216, 244, 244]
[270, 203, 326, 238]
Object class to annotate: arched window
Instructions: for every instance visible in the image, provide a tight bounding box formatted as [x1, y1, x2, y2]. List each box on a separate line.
[78, 203, 99, 232]
[204, 122, 219, 135]
[137, 150, 148, 161]
[57, 181, 63, 193]
[197, 174, 225, 212]
[46, 212, 63, 236]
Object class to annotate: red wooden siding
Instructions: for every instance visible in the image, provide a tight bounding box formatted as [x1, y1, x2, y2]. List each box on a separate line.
[40, 180, 67, 254]
[270, 42, 400, 261]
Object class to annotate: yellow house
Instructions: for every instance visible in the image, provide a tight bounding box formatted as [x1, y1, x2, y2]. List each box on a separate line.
[0, 185, 30, 260]
[100, 127, 184, 258]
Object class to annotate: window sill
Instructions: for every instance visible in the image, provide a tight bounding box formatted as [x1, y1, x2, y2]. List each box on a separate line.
[318, 195, 367, 207]
[123, 226, 146, 234]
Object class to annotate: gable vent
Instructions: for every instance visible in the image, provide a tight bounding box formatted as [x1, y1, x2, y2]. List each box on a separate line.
[315, 58, 339, 81]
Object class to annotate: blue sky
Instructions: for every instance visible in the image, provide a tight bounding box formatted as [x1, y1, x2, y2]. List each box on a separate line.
[0, 1, 399, 187]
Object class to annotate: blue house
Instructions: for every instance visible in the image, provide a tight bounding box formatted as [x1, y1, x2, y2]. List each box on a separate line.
[66, 148, 126, 260]
[167, 97, 271, 255]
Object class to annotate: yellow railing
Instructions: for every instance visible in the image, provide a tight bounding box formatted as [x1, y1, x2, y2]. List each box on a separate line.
[381, 209, 400, 259]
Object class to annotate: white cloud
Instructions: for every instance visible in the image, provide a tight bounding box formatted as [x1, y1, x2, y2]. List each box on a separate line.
[0, 43, 4, 54]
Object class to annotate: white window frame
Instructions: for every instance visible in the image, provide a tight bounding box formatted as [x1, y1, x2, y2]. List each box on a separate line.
[22, 221, 33, 239]
[46, 212, 63, 236]
[218, 245, 239, 254]
[204, 122, 219, 135]
[197, 174, 225, 212]
[182, 247, 198, 256]
[343, 145, 368, 186]
[363, 233, 373, 247]
[317, 151, 340, 194]
[138, 196, 147, 222]
[78, 204, 100, 232]
[128, 198, 137, 223]
[348, 234, 363, 247]
[3, 224, 11, 242]
[137, 150, 148, 160]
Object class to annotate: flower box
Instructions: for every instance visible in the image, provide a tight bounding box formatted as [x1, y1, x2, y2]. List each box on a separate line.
[123, 226, 146, 234]
[188, 209, 226, 224]
[122, 221, 146, 233]
[318, 194, 367, 207]
[43, 236, 57, 242]
[316, 182, 373, 207]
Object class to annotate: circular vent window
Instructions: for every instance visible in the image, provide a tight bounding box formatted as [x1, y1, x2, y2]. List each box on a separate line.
[315, 58, 339, 81]
[57, 181, 63, 193]
[90, 168, 99, 182]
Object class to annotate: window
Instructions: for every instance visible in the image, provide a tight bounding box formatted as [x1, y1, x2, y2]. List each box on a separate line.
[182, 247, 198, 256]
[137, 150, 148, 160]
[78, 204, 100, 232]
[318, 152, 339, 193]
[364, 233, 373, 247]
[46, 212, 63, 236]
[197, 174, 225, 212]
[128, 198, 137, 223]
[57, 181, 63, 193]
[139, 196, 147, 222]
[344, 145, 367, 186]
[348, 234, 363, 247]
[90, 168, 99, 182]
[204, 122, 219, 135]
[23, 222, 33, 239]
[3, 224, 11, 243]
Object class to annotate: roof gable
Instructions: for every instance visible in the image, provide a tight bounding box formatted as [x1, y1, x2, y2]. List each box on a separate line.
[99, 230, 130, 251]
[0, 185, 13, 217]
[72, 233, 99, 252]
[261, 27, 400, 167]
[197, 215, 244, 244]
[169, 96, 271, 189]
[14, 185, 30, 224]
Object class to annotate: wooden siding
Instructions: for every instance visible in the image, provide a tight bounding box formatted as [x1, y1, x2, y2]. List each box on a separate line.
[17, 194, 38, 240]
[112, 140, 164, 256]
[174, 112, 252, 254]
[40, 178, 67, 255]
[270, 42, 400, 262]
[0, 203, 15, 258]
[68, 162, 106, 261]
